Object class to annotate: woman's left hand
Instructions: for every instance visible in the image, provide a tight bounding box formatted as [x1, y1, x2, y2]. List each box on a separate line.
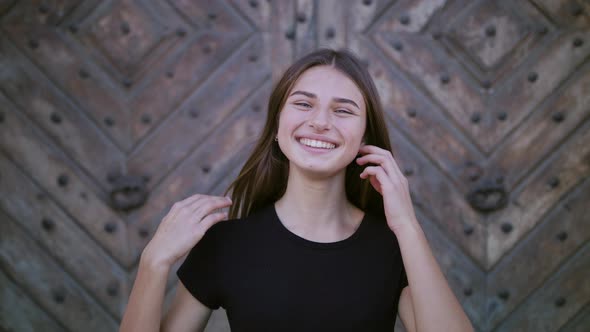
[356, 144, 418, 233]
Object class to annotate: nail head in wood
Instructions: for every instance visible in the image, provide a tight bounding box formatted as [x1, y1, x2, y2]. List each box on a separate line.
[141, 114, 152, 124]
[104, 116, 115, 126]
[552, 112, 565, 123]
[41, 218, 55, 231]
[527, 72, 538, 83]
[555, 297, 566, 307]
[547, 176, 559, 188]
[57, 174, 68, 187]
[50, 112, 62, 124]
[501, 222, 513, 234]
[29, 39, 39, 49]
[498, 290, 510, 300]
[104, 222, 117, 234]
[399, 15, 410, 25]
[485, 25, 496, 37]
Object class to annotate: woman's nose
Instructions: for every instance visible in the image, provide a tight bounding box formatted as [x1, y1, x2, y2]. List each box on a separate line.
[308, 108, 331, 131]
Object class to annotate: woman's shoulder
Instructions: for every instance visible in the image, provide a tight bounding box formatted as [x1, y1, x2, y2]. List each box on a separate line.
[204, 204, 274, 239]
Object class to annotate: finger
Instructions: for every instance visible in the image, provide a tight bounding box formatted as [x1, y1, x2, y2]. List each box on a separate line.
[188, 195, 230, 211]
[169, 194, 211, 220]
[170, 194, 205, 218]
[358, 144, 388, 155]
[197, 211, 229, 231]
[356, 153, 385, 165]
[360, 166, 393, 192]
[180, 193, 226, 208]
[359, 145, 404, 178]
[192, 197, 233, 220]
[356, 154, 394, 177]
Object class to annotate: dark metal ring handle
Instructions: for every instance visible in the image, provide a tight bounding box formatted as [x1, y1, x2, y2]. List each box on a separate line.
[109, 175, 149, 212]
[466, 180, 508, 213]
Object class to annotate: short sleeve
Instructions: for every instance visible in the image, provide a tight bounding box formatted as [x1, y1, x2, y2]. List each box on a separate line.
[176, 226, 222, 310]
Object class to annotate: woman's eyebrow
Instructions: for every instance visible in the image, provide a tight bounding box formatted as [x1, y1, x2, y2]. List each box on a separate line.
[290, 90, 316, 98]
[332, 97, 359, 110]
[289, 90, 360, 109]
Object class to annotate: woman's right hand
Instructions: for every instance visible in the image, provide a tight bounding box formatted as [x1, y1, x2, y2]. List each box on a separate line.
[141, 194, 233, 269]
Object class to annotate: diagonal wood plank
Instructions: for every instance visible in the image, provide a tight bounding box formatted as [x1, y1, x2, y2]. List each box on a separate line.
[129, 5, 251, 141]
[0, 209, 118, 332]
[487, 177, 590, 328]
[0, 36, 125, 194]
[229, 0, 272, 32]
[488, 118, 590, 266]
[0, 269, 65, 332]
[490, 62, 590, 192]
[0, 92, 132, 267]
[364, 47, 484, 190]
[558, 303, 590, 332]
[1, 2, 131, 150]
[492, 29, 590, 151]
[128, 34, 270, 192]
[492, 243, 590, 331]
[0, 151, 128, 319]
[387, 114, 486, 267]
[372, 23, 488, 151]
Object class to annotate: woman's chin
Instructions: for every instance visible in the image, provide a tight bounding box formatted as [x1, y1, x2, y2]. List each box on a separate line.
[291, 162, 347, 179]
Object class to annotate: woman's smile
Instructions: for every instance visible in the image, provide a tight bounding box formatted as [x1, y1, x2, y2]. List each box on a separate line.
[297, 137, 338, 154]
[277, 66, 366, 174]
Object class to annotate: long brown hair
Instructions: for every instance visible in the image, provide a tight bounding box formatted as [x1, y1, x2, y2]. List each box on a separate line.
[224, 48, 393, 219]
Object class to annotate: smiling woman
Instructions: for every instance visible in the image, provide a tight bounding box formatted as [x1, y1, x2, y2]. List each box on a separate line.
[227, 49, 392, 221]
[119, 49, 474, 332]
[277, 66, 367, 178]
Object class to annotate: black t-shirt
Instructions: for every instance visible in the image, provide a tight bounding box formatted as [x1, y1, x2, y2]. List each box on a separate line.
[177, 203, 408, 332]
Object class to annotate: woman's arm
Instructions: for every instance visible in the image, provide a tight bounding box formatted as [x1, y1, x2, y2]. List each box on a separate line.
[395, 221, 473, 332]
[119, 249, 170, 332]
[356, 145, 473, 331]
[119, 247, 213, 332]
[398, 286, 416, 331]
[161, 281, 213, 332]
[119, 194, 232, 331]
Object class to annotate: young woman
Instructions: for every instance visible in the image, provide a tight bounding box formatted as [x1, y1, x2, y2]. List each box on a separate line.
[120, 49, 473, 332]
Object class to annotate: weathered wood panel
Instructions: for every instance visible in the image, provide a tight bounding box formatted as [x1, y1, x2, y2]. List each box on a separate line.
[0, 91, 132, 267]
[0, 269, 65, 332]
[0, 0, 588, 331]
[0, 209, 118, 331]
[0, 150, 129, 319]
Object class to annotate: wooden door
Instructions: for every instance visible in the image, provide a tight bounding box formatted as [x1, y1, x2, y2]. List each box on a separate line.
[0, 1, 588, 331]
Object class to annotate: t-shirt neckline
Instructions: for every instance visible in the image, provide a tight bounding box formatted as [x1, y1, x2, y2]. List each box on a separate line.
[268, 203, 368, 250]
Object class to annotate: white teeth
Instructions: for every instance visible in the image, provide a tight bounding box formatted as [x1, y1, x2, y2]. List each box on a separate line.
[299, 138, 336, 149]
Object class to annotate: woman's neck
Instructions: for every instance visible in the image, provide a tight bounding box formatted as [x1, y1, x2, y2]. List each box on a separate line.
[274, 166, 364, 242]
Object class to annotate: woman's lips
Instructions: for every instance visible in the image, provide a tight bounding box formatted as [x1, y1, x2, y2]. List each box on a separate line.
[298, 137, 336, 149]
[297, 139, 337, 153]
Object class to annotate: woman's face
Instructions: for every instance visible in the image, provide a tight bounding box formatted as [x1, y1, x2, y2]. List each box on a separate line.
[277, 65, 367, 177]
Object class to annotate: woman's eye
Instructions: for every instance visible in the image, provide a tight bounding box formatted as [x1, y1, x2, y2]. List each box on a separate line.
[336, 109, 352, 114]
[295, 102, 312, 108]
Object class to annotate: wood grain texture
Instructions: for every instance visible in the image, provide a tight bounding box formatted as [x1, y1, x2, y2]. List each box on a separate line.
[0, 209, 118, 331]
[0, 269, 65, 332]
